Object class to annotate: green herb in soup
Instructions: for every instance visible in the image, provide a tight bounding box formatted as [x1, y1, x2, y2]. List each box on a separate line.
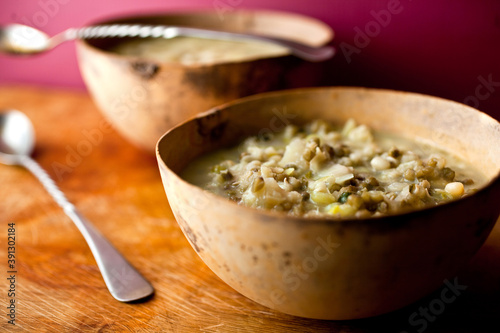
[182, 119, 485, 218]
[111, 36, 289, 65]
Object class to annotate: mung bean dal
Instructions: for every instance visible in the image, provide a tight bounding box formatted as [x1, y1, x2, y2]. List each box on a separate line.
[183, 119, 485, 218]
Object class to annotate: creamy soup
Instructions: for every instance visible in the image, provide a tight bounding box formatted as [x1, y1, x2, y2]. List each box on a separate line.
[182, 119, 486, 218]
[111, 36, 290, 65]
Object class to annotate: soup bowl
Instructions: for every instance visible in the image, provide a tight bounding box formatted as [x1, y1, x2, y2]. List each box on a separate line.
[76, 10, 333, 152]
[156, 87, 500, 320]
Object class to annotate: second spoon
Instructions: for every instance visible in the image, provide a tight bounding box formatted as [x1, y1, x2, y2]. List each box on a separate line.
[0, 109, 154, 302]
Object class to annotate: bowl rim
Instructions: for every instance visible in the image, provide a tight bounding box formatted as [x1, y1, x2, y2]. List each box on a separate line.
[156, 86, 500, 226]
[76, 8, 334, 68]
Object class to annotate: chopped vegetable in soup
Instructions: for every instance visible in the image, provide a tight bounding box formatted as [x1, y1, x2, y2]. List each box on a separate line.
[182, 119, 486, 218]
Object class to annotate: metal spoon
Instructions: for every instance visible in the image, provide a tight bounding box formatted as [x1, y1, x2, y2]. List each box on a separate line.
[0, 23, 335, 62]
[0, 110, 154, 302]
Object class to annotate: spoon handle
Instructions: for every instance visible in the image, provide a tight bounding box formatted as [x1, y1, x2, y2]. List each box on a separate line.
[19, 155, 154, 302]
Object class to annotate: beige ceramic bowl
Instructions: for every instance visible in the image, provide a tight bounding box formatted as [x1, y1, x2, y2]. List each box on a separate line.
[76, 10, 333, 152]
[156, 87, 500, 320]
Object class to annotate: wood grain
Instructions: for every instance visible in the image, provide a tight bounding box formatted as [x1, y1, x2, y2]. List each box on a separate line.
[0, 86, 499, 332]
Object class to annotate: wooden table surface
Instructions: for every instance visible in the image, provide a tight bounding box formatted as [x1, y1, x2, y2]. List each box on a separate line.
[0, 86, 499, 333]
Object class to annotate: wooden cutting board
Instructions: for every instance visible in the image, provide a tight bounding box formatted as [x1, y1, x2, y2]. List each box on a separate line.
[0, 86, 499, 332]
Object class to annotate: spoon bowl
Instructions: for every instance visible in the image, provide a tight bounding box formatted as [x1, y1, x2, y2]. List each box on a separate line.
[0, 110, 154, 302]
[0, 24, 50, 54]
[0, 110, 34, 163]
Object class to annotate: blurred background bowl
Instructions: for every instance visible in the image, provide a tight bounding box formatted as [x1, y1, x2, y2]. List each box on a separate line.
[76, 10, 333, 151]
[156, 87, 500, 320]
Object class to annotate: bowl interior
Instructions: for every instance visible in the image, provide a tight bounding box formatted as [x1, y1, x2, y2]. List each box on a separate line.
[159, 87, 500, 184]
[83, 9, 333, 56]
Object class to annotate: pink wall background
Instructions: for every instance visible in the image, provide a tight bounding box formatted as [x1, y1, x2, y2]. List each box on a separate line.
[1, 0, 499, 119]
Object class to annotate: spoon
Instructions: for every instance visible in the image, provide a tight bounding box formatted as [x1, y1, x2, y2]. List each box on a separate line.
[0, 110, 154, 302]
[0, 23, 335, 62]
